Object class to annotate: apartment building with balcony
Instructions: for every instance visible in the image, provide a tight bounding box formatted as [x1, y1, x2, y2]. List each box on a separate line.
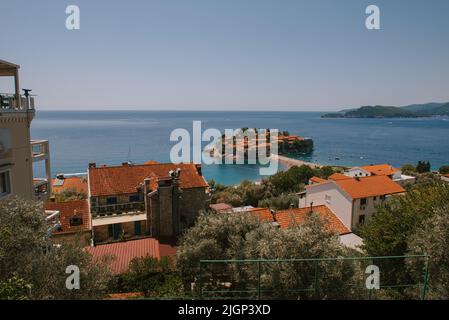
[0, 59, 51, 201]
[88, 162, 209, 244]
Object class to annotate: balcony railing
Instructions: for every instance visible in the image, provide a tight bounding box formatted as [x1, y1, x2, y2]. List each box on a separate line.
[0, 93, 35, 112]
[31, 140, 50, 162]
[91, 202, 145, 218]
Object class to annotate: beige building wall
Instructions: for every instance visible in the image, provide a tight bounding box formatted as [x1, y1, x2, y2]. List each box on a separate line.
[300, 182, 353, 230]
[0, 112, 35, 200]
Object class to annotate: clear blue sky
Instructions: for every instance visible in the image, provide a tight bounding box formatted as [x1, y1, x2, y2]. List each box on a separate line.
[1, 0, 448, 111]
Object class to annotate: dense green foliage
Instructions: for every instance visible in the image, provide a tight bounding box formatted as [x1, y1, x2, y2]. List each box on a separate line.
[407, 204, 449, 299]
[177, 211, 359, 299]
[54, 188, 87, 202]
[401, 163, 416, 175]
[439, 165, 449, 175]
[210, 165, 335, 210]
[0, 197, 111, 300]
[360, 181, 449, 299]
[109, 257, 183, 298]
[322, 102, 449, 118]
[416, 161, 431, 173]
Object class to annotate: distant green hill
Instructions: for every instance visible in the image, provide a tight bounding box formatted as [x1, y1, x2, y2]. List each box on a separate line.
[322, 102, 449, 118]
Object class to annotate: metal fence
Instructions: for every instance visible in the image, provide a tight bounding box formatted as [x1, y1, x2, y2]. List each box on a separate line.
[198, 255, 430, 300]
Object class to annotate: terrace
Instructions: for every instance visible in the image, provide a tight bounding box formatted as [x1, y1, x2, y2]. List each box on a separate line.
[0, 60, 35, 113]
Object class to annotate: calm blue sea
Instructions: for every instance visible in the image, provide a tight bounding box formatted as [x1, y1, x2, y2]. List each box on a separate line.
[31, 111, 449, 185]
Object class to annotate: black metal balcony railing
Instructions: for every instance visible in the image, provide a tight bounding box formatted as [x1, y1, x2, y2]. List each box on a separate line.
[0, 93, 35, 111]
[91, 202, 145, 218]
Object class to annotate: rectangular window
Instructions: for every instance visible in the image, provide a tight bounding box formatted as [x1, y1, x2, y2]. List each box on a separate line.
[108, 225, 113, 238]
[360, 198, 367, 206]
[359, 215, 365, 225]
[113, 224, 122, 240]
[0, 171, 11, 197]
[106, 197, 117, 205]
[134, 221, 142, 236]
[69, 216, 83, 226]
[129, 195, 140, 202]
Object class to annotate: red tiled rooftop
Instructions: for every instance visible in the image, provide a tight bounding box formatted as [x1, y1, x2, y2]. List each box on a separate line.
[210, 203, 234, 213]
[276, 205, 350, 235]
[334, 175, 405, 199]
[361, 164, 400, 176]
[52, 177, 88, 195]
[88, 163, 208, 197]
[44, 200, 90, 235]
[329, 173, 352, 181]
[248, 207, 274, 223]
[309, 176, 326, 184]
[85, 238, 176, 274]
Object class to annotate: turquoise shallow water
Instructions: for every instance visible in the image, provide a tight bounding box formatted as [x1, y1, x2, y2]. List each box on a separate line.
[31, 111, 449, 185]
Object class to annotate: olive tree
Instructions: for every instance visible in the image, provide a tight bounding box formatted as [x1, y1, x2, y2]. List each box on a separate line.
[0, 197, 111, 300]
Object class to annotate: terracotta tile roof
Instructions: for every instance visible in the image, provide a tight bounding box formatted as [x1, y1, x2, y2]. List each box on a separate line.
[275, 205, 350, 235]
[210, 203, 233, 213]
[88, 163, 208, 197]
[361, 164, 400, 176]
[144, 160, 160, 165]
[329, 173, 352, 181]
[309, 176, 326, 184]
[248, 207, 274, 223]
[334, 175, 405, 199]
[85, 238, 176, 274]
[44, 200, 90, 235]
[52, 177, 88, 195]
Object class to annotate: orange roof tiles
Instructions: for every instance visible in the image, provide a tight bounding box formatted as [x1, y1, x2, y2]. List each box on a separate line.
[89, 163, 208, 197]
[309, 176, 326, 184]
[144, 160, 160, 165]
[44, 200, 90, 235]
[361, 164, 400, 176]
[248, 207, 274, 223]
[52, 177, 88, 195]
[334, 175, 405, 199]
[329, 173, 352, 181]
[85, 238, 176, 274]
[210, 203, 234, 213]
[275, 205, 350, 235]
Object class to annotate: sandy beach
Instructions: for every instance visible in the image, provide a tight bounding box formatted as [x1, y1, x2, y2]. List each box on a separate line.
[273, 154, 324, 170]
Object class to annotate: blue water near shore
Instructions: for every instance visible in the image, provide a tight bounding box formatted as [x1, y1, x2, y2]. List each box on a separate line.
[31, 111, 449, 185]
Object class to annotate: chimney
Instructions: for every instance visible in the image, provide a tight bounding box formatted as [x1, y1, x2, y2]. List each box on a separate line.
[270, 209, 277, 222]
[88, 163, 96, 168]
[195, 164, 202, 176]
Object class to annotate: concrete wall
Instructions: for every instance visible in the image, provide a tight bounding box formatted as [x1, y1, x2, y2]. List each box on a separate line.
[0, 113, 34, 200]
[180, 187, 208, 228]
[345, 168, 370, 178]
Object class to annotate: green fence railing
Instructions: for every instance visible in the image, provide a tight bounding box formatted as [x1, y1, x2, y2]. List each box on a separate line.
[198, 254, 430, 300]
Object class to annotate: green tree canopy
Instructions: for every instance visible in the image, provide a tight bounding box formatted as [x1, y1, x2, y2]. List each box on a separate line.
[0, 197, 111, 300]
[177, 211, 358, 299]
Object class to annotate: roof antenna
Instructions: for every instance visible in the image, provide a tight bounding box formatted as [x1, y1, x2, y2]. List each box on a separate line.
[126, 146, 133, 165]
